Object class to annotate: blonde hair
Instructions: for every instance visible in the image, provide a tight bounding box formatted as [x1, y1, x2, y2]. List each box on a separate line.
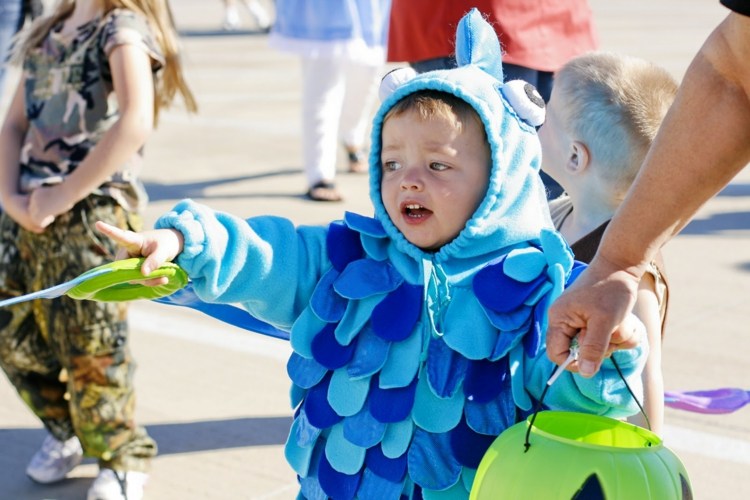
[554, 52, 677, 197]
[384, 90, 486, 142]
[13, 0, 197, 122]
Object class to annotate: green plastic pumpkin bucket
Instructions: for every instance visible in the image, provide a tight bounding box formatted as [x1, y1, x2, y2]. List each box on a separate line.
[470, 411, 692, 499]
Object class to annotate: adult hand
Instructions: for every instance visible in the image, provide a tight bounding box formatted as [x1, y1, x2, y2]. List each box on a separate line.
[546, 256, 642, 377]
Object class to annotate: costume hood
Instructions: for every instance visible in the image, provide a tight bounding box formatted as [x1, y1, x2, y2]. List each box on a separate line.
[369, 8, 553, 269]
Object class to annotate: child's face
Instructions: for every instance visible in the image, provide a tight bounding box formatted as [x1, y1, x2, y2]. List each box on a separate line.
[380, 109, 490, 251]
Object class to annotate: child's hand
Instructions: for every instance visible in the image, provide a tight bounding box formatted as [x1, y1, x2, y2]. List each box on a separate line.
[606, 312, 645, 354]
[2, 193, 53, 233]
[95, 221, 185, 279]
[28, 186, 72, 229]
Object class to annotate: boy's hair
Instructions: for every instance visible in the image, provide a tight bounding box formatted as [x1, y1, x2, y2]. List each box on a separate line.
[384, 90, 487, 144]
[12, 0, 197, 122]
[554, 52, 678, 197]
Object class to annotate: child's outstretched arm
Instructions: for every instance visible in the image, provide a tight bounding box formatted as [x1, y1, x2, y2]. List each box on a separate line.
[95, 221, 184, 279]
[100, 200, 331, 331]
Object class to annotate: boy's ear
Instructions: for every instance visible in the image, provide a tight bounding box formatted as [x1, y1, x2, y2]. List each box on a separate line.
[566, 141, 590, 174]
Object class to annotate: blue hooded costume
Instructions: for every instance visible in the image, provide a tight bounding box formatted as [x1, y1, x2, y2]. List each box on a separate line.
[155, 10, 645, 499]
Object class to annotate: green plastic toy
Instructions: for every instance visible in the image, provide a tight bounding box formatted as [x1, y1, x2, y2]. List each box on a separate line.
[0, 258, 188, 307]
[470, 411, 692, 499]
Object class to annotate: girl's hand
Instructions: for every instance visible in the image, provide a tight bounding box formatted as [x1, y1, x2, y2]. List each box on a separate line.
[2, 193, 52, 233]
[28, 186, 72, 229]
[95, 221, 185, 280]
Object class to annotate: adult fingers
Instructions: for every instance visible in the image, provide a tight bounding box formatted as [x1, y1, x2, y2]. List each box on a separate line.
[575, 315, 621, 377]
[546, 300, 585, 365]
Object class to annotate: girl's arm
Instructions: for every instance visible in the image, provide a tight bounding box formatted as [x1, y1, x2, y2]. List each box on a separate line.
[28, 43, 155, 224]
[627, 274, 664, 434]
[0, 79, 45, 232]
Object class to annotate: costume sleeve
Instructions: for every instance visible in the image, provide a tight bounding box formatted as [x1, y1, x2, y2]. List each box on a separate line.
[516, 333, 649, 419]
[155, 199, 331, 331]
[99, 9, 165, 75]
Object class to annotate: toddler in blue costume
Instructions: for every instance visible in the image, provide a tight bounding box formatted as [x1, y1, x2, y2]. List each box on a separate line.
[99, 10, 646, 499]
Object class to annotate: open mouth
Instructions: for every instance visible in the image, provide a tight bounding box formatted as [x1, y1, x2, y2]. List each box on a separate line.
[403, 203, 432, 218]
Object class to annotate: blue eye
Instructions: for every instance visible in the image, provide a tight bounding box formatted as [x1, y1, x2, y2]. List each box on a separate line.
[383, 160, 401, 172]
[430, 162, 449, 171]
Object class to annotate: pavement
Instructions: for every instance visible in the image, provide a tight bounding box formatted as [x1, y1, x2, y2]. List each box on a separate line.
[1, 0, 749, 498]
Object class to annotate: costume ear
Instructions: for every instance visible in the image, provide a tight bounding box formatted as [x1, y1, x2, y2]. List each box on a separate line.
[379, 67, 418, 102]
[455, 8, 504, 81]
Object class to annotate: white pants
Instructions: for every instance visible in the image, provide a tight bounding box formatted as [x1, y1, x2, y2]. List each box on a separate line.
[300, 56, 381, 186]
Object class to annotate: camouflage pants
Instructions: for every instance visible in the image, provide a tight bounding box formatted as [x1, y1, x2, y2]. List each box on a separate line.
[0, 196, 156, 472]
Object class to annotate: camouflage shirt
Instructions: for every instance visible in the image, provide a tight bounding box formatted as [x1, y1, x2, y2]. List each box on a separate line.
[19, 8, 164, 213]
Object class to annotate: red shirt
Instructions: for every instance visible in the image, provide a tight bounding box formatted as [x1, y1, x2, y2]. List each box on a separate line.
[387, 0, 598, 72]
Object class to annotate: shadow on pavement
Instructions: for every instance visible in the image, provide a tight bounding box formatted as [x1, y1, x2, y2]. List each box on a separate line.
[148, 416, 292, 453]
[680, 210, 750, 235]
[0, 416, 291, 499]
[1, 415, 291, 458]
[717, 183, 750, 198]
[675, 182, 750, 236]
[178, 28, 270, 38]
[143, 167, 302, 202]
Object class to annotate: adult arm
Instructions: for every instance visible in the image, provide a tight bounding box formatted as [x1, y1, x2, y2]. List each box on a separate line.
[547, 11, 750, 376]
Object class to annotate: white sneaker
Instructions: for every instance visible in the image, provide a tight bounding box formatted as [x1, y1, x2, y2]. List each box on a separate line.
[87, 469, 148, 500]
[244, 1, 272, 30]
[26, 434, 84, 484]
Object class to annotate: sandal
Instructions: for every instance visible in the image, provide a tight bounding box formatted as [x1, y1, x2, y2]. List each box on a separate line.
[306, 181, 343, 202]
[346, 147, 368, 174]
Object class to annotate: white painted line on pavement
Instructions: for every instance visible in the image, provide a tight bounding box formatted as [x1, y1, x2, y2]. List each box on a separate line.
[131, 305, 750, 465]
[129, 304, 292, 362]
[663, 424, 750, 465]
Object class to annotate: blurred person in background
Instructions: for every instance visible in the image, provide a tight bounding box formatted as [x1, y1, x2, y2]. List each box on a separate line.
[546, 0, 750, 377]
[0, 1, 196, 498]
[220, 0, 272, 31]
[270, 0, 391, 202]
[0, 0, 44, 102]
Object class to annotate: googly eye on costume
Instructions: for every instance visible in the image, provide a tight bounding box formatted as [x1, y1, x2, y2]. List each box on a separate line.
[379, 67, 418, 102]
[501, 80, 546, 127]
